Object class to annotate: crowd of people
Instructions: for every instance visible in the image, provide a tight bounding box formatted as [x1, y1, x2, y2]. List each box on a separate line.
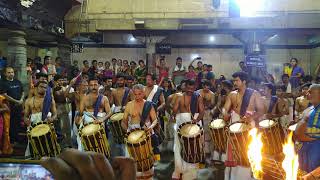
[0, 54, 319, 180]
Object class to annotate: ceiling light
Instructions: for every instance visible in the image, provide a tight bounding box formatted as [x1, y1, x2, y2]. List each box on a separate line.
[209, 35, 215, 42]
[235, 0, 263, 17]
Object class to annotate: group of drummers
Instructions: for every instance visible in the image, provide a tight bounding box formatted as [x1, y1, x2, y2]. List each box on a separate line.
[23, 70, 320, 180]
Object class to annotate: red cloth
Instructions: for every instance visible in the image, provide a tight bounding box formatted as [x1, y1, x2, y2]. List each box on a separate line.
[0, 115, 3, 148]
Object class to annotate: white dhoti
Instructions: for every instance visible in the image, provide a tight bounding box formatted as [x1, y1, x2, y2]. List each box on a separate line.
[224, 111, 255, 180]
[203, 110, 213, 155]
[172, 113, 199, 180]
[112, 105, 123, 114]
[164, 111, 175, 151]
[25, 112, 51, 157]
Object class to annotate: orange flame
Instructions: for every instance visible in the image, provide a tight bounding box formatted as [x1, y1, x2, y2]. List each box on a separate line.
[282, 132, 299, 180]
[247, 128, 263, 179]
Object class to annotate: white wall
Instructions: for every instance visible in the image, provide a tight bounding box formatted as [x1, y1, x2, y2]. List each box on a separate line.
[72, 47, 311, 81]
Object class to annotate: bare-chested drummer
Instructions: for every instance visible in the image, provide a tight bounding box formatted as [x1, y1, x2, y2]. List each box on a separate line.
[198, 80, 215, 162]
[122, 84, 158, 179]
[261, 83, 285, 120]
[24, 81, 57, 157]
[171, 79, 204, 180]
[295, 83, 312, 120]
[222, 71, 264, 180]
[77, 78, 111, 127]
[65, 77, 88, 150]
[144, 73, 165, 112]
[103, 77, 114, 107]
[111, 73, 134, 113]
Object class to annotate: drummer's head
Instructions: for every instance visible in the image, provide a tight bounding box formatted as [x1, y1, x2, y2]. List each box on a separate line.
[79, 79, 89, 93]
[116, 73, 125, 87]
[301, 83, 312, 97]
[232, 72, 249, 90]
[146, 73, 156, 87]
[104, 77, 113, 88]
[132, 84, 145, 101]
[308, 84, 320, 105]
[262, 83, 275, 96]
[202, 80, 211, 91]
[37, 81, 48, 95]
[88, 77, 99, 93]
[186, 79, 196, 95]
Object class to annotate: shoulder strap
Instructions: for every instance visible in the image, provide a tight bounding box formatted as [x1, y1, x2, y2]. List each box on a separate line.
[93, 94, 103, 117]
[121, 87, 130, 107]
[268, 96, 278, 113]
[151, 87, 163, 108]
[42, 87, 52, 121]
[190, 91, 200, 116]
[140, 101, 153, 127]
[240, 88, 254, 117]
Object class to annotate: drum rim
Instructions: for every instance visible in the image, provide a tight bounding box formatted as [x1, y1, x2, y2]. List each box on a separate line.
[227, 121, 251, 133]
[79, 122, 102, 136]
[125, 128, 150, 146]
[177, 121, 203, 138]
[28, 121, 51, 136]
[209, 119, 226, 129]
[110, 113, 124, 121]
[258, 119, 278, 129]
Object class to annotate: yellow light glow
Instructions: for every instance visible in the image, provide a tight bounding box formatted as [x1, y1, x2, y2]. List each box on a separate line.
[247, 128, 263, 179]
[282, 132, 299, 180]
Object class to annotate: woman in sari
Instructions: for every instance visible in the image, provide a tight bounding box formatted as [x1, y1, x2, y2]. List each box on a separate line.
[0, 94, 13, 155]
[135, 60, 147, 85]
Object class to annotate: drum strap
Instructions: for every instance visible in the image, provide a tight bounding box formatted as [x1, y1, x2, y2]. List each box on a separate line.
[121, 87, 130, 107]
[94, 94, 103, 117]
[190, 91, 200, 116]
[151, 87, 163, 109]
[268, 96, 278, 113]
[240, 88, 254, 117]
[140, 101, 153, 128]
[42, 86, 52, 121]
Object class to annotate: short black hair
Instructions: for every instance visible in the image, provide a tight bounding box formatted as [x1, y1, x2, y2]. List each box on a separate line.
[301, 83, 312, 89]
[232, 71, 249, 82]
[176, 85, 182, 91]
[202, 79, 211, 87]
[112, 58, 117, 61]
[83, 60, 88, 64]
[82, 72, 88, 77]
[44, 56, 50, 61]
[130, 61, 136, 65]
[263, 83, 276, 95]
[54, 74, 64, 81]
[89, 77, 99, 83]
[103, 76, 113, 81]
[37, 80, 48, 86]
[125, 75, 134, 81]
[116, 73, 126, 79]
[282, 74, 289, 79]
[98, 61, 103, 64]
[207, 65, 212, 68]
[186, 79, 196, 86]
[146, 73, 157, 81]
[221, 80, 233, 90]
[176, 57, 182, 61]
[239, 61, 245, 65]
[276, 85, 287, 92]
[35, 72, 48, 80]
[138, 60, 144, 64]
[92, 60, 97, 64]
[290, 58, 298, 63]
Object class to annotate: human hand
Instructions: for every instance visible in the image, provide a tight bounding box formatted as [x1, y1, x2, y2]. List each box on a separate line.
[47, 117, 54, 123]
[25, 119, 31, 126]
[144, 126, 152, 134]
[192, 118, 199, 123]
[41, 149, 117, 180]
[75, 116, 83, 125]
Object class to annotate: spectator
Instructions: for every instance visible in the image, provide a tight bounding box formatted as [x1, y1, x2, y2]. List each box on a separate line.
[122, 60, 130, 75]
[303, 75, 313, 84]
[103, 61, 113, 79]
[125, 75, 135, 89]
[111, 58, 118, 74]
[239, 61, 248, 72]
[69, 60, 80, 79]
[117, 59, 123, 73]
[289, 58, 305, 89]
[97, 61, 105, 75]
[55, 57, 66, 76]
[160, 77, 176, 101]
[129, 61, 137, 76]
[185, 65, 197, 81]
[265, 73, 275, 84]
[135, 60, 147, 85]
[206, 64, 215, 80]
[33, 56, 43, 73]
[42, 56, 56, 79]
[82, 60, 90, 73]
[172, 57, 186, 86]
[1, 67, 24, 145]
[0, 51, 7, 74]
[88, 60, 98, 78]
[156, 57, 169, 82]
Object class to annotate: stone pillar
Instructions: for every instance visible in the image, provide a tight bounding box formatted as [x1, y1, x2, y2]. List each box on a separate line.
[7, 30, 28, 86]
[145, 36, 167, 74]
[58, 43, 72, 67]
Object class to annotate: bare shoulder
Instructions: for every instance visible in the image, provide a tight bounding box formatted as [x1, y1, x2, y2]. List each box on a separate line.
[229, 90, 238, 97]
[252, 90, 261, 98]
[126, 100, 134, 107]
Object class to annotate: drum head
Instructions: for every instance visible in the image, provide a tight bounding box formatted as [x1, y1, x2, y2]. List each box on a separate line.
[229, 122, 250, 133]
[259, 119, 276, 128]
[30, 124, 50, 137]
[81, 124, 100, 136]
[288, 123, 298, 131]
[110, 113, 124, 121]
[127, 130, 146, 144]
[180, 124, 200, 137]
[210, 119, 226, 129]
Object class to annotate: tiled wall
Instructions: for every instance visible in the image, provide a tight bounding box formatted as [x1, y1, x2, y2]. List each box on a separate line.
[72, 47, 311, 81]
